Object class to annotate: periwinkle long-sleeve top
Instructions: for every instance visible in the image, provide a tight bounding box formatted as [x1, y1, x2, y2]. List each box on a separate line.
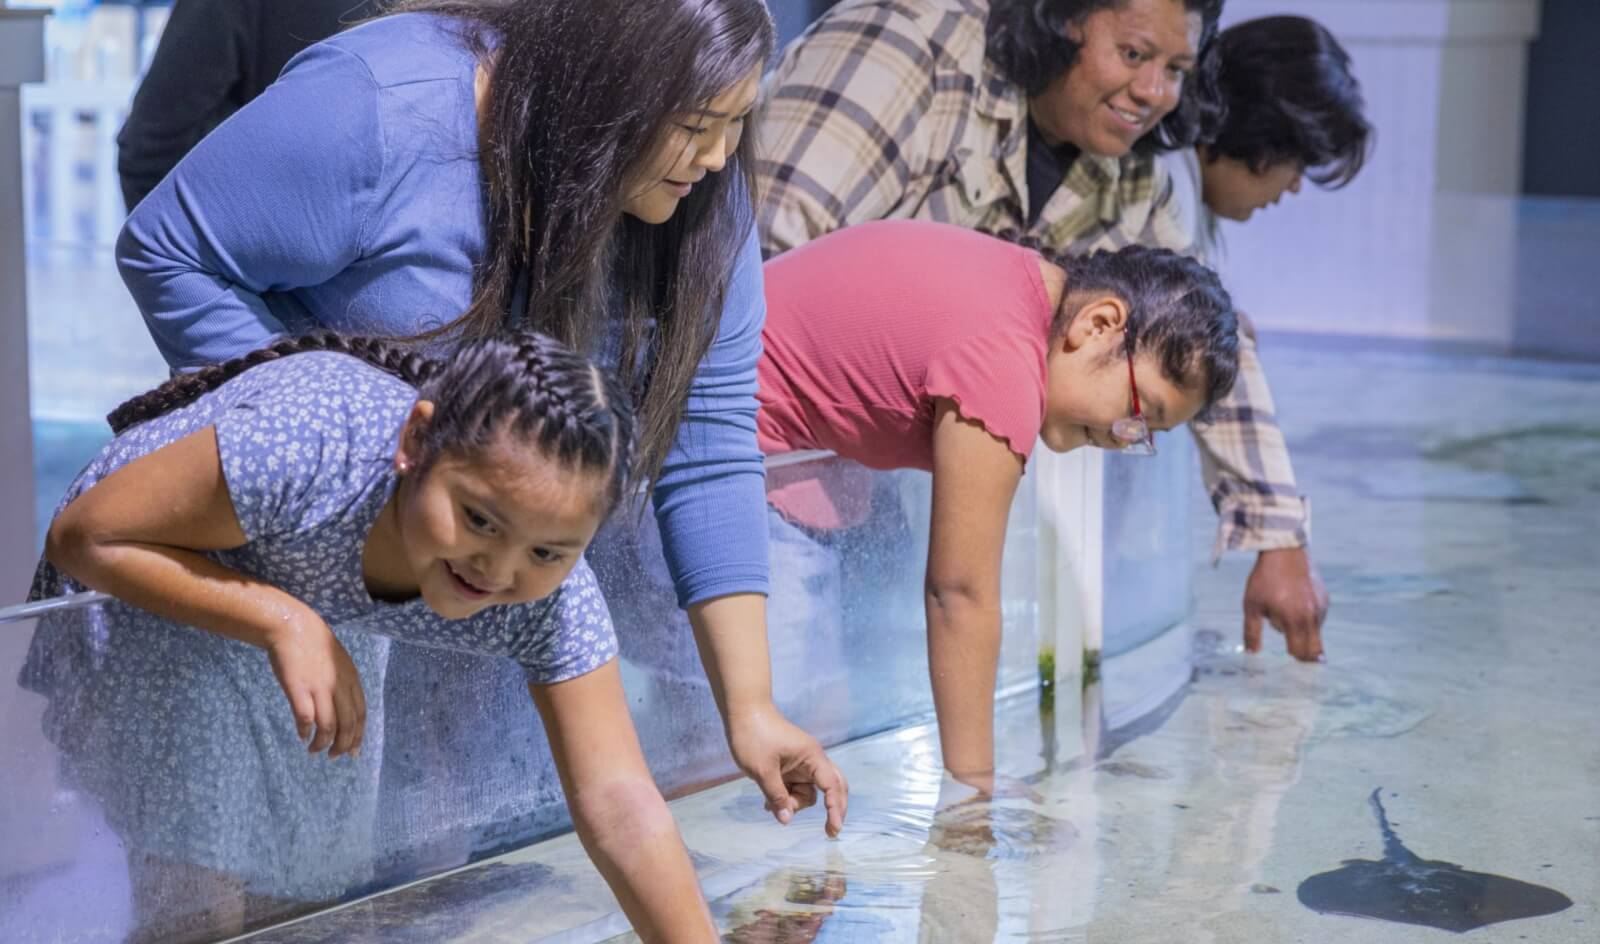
[116, 12, 768, 606]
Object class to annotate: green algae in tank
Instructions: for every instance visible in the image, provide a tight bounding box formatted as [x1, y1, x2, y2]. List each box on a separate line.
[1082, 648, 1102, 686]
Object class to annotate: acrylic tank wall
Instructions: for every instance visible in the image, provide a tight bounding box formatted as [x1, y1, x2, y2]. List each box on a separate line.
[0, 7, 1201, 930]
[1, 420, 1205, 943]
[5, 438, 1208, 943]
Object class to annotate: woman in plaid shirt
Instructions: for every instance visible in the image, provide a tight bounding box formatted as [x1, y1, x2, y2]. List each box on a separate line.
[757, 0, 1334, 664]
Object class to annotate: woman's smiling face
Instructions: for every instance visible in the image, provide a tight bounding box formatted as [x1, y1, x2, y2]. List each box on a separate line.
[1028, 0, 1202, 157]
[622, 67, 762, 225]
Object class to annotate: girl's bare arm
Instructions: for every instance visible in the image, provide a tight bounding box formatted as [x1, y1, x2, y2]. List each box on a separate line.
[925, 400, 1023, 790]
[532, 661, 717, 942]
[44, 426, 365, 756]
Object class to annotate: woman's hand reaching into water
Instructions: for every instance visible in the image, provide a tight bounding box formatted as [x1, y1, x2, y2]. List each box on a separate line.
[1243, 547, 1329, 662]
[688, 593, 851, 837]
[728, 702, 850, 837]
[266, 618, 367, 759]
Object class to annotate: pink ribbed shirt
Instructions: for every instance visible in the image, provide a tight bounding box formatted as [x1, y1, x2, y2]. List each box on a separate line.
[759, 220, 1055, 527]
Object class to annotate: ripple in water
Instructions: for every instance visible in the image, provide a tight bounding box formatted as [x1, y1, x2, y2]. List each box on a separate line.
[1096, 759, 1172, 780]
[1328, 572, 1456, 602]
[715, 869, 918, 944]
[1298, 788, 1573, 933]
[929, 805, 1078, 861]
[722, 871, 852, 944]
[1191, 631, 1431, 741]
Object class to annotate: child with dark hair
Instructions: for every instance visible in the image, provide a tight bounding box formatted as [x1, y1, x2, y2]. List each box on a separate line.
[757, 220, 1238, 790]
[22, 333, 718, 943]
[115, 0, 847, 896]
[1178, 15, 1372, 237]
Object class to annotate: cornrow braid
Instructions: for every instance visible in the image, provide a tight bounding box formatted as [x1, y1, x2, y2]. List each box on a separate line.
[107, 333, 442, 433]
[414, 331, 636, 513]
[108, 330, 634, 513]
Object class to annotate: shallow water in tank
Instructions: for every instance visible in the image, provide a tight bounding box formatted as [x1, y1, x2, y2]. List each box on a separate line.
[207, 339, 1600, 944]
[10, 343, 1600, 940]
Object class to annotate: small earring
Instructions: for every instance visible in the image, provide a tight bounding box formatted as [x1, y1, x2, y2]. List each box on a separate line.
[397, 460, 410, 474]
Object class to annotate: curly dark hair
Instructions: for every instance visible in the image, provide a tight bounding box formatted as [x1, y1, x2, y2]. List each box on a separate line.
[973, 224, 1238, 410]
[1204, 16, 1372, 188]
[108, 331, 636, 514]
[985, 0, 1225, 155]
[1048, 244, 1238, 413]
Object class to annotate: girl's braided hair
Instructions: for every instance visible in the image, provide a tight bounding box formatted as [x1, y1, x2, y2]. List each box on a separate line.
[107, 331, 635, 512]
[108, 334, 441, 433]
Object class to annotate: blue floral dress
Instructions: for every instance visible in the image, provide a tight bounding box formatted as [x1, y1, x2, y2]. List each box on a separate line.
[19, 352, 617, 901]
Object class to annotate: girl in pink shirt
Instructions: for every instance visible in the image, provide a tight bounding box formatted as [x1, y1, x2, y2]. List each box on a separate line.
[759, 219, 1239, 792]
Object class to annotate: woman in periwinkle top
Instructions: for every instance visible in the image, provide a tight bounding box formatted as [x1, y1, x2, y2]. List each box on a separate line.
[114, 0, 845, 908]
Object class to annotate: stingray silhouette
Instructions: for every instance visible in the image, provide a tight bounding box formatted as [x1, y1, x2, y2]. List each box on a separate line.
[1298, 788, 1574, 933]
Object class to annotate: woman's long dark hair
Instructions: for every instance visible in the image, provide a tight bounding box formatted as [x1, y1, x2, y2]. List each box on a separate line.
[109, 332, 637, 514]
[396, 0, 774, 490]
[985, 0, 1225, 155]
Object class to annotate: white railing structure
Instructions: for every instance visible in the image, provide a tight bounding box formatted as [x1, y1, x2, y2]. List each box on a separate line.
[2, 3, 77, 889]
[20, 78, 135, 248]
[1217, 0, 1543, 343]
[16, 1, 160, 250]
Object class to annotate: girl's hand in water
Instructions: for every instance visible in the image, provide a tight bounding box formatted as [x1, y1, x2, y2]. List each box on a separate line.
[266, 618, 367, 758]
[941, 770, 1045, 806]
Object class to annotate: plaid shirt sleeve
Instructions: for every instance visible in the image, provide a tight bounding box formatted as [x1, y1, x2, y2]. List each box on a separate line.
[1194, 330, 1313, 560]
[1142, 169, 1313, 558]
[755, 3, 940, 256]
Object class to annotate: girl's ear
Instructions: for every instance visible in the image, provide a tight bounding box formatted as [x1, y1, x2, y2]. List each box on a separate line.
[1063, 293, 1130, 350]
[395, 400, 436, 474]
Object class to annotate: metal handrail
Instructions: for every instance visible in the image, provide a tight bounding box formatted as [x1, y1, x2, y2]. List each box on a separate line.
[0, 590, 112, 624]
[763, 448, 834, 470]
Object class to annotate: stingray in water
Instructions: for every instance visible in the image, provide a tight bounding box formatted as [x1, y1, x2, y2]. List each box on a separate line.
[1298, 788, 1574, 933]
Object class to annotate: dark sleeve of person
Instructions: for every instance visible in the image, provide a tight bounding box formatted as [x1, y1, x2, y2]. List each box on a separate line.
[116, 0, 252, 211]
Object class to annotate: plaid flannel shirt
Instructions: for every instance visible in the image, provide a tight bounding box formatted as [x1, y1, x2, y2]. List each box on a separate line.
[755, 0, 1311, 557]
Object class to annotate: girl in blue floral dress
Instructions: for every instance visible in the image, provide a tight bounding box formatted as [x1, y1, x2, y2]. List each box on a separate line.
[23, 332, 719, 943]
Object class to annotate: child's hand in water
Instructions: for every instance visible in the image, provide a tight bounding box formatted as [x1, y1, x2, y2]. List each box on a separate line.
[942, 770, 1044, 805]
[266, 617, 367, 759]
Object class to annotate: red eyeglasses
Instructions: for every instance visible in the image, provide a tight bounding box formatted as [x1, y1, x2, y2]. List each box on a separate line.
[1109, 345, 1156, 456]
